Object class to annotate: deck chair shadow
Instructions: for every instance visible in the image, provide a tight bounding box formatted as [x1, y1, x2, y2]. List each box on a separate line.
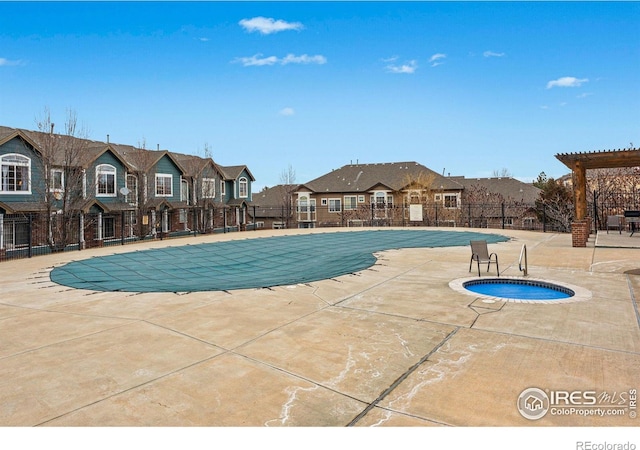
[469, 240, 499, 277]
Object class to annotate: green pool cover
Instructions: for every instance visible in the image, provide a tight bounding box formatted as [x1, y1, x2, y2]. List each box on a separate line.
[50, 230, 509, 293]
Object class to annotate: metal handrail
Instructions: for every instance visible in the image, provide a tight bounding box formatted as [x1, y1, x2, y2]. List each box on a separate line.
[519, 244, 528, 276]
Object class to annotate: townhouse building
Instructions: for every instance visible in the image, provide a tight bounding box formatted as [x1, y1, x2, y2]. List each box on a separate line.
[0, 125, 254, 258]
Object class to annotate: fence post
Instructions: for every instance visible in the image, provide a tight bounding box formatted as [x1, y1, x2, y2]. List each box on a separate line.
[121, 210, 125, 245]
[28, 213, 33, 258]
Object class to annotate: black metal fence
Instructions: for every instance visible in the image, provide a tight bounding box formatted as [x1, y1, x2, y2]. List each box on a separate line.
[591, 190, 640, 231]
[0, 209, 254, 263]
[262, 201, 560, 232]
[0, 201, 565, 263]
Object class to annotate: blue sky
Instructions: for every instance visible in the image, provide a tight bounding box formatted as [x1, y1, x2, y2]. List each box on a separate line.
[1, 1, 639, 190]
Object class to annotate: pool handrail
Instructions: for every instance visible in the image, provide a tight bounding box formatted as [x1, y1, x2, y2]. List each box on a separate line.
[519, 244, 528, 276]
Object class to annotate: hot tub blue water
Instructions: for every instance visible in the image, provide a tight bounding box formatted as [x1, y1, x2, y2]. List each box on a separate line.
[463, 278, 574, 300]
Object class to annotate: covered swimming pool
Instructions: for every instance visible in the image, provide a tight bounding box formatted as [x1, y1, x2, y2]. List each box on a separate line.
[50, 230, 509, 293]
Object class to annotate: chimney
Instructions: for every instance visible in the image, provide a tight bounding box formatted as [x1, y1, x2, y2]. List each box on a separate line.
[107, 134, 110, 144]
[50, 123, 55, 135]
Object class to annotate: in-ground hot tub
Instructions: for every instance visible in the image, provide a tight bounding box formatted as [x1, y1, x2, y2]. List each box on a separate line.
[449, 277, 592, 304]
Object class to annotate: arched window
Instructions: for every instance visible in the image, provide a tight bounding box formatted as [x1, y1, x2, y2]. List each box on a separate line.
[1, 154, 31, 193]
[96, 164, 116, 196]
[238, 177, 248, 198]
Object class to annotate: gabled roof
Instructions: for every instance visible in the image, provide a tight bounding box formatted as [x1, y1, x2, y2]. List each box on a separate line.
[170, 152, 223, 178]
[0, 126, 131, 170]
[452, 176, 541, 203]
[300, 161, 463, 194]
[220, 165, 256, 181]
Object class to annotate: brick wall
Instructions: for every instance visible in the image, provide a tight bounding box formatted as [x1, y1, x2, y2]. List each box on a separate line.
[571, 218, 591, 247]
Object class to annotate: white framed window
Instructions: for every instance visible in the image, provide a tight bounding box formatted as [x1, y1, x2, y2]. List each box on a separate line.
[358, 195, 365, 203]
[329, 198, 341, 212]
[434, 193, 442, 202]
[373, 192, 386, 207]
[155, 174, 173, 197]
[387, 195, 394, 207]
[444, 193, 459, 209]
[238, 177, 248, 198]
[96, 164, 116, 197]
[202, 178, 216, 198]
[1, 154, 31, 194]
[50, 168, 64, 192]
[220, 180, 226, 196]
[321, 198, 327, 206]
[344, 195, 358, 210]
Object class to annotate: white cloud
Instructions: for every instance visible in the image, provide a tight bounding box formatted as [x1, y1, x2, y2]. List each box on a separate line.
[281, 54, 327, 65]
[546, 76, 588, 89]
[386, 60, 417, 74]
[483, 51, 505, 58]
[0, 58, 22, 66]
[239, 17, 304, 35]
[279, 107, 295, 116]
[429, 53, 446, 67]
[233, 53, 326, 67]
[577, 92, 593, 99]
[233, 54, 279, 66]
[198, 37, 210, 42]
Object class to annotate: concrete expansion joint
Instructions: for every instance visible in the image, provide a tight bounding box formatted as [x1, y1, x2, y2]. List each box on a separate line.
[346, 327, 460, 427]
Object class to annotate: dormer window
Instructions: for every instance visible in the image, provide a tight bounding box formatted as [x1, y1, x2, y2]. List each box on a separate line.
[239, 177, 248, 198]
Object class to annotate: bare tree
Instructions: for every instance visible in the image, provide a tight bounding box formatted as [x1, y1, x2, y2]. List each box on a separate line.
[492, 168, 513, 178]
[124, 140, 159, 238]
[34, 108, 91, 251]
[534, 173, 574, 232]
[277, 164, 297, 228]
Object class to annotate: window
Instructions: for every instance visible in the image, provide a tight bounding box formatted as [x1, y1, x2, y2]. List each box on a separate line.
[103, 217, 115, 239]
[155, 174, 173, 197]
[444, 194, 459, 208]
[51, 169, 64, 192]
[329, 198, 341, 212]
[1, 154, 30, 193]
[202, 178, 216, 198]
[321, 198, 327, 206]
[358, 195, 365, 203]
[2, 219, 29, 249]
[126, 174, 138, 205]
[387, 195, 394, 207]
[374, 192, 385, 207]
[220, 180, 226, 196]
[344, 196, 358, 210]
[180, 178, 189, 203]
[96, 164, 116, 196]
[238, 177, 248, 198]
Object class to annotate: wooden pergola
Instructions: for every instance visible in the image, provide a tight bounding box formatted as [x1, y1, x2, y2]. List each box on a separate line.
[556, 148, 640, 220]
[555, 148, 640, 246]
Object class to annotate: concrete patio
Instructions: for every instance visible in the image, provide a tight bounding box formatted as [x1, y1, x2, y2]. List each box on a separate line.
[0, 227, 638, 430]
